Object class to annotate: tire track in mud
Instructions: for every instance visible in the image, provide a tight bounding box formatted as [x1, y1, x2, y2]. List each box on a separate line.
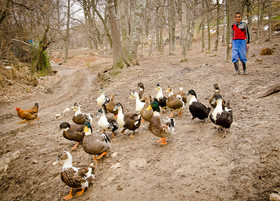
[0, 65, 101, 201]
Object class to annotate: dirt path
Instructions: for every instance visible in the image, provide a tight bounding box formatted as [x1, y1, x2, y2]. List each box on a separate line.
[0, 39, 279, 201]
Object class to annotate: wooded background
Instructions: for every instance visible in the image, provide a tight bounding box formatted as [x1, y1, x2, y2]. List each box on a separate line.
[0, 0, 279, 73]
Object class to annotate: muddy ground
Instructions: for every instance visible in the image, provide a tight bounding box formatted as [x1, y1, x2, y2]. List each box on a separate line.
[0, 37, 280, 201]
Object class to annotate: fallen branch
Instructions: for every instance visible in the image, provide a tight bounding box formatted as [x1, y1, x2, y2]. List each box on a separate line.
[259, 84, 280, 98]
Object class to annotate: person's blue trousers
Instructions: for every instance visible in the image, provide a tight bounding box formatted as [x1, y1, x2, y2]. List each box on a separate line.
[232, 39, 247, 63]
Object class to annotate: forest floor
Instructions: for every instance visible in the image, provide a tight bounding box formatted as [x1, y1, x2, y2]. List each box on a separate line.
[0, 36, 280, 201]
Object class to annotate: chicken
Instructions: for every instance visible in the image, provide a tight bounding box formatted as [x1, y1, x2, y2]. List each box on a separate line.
[15, 103, 39, 122]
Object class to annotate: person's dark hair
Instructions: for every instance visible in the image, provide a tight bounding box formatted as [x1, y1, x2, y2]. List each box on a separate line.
[235, 12, 242, 16]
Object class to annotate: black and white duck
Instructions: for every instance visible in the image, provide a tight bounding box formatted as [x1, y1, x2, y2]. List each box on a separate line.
[154, 83, 168, 111]
[97, 109, 118, 137]
[114, 103, 141, 137]
[187, 89, 211, 122]
[53, 151, 95, 200]
[210, 94, 233, 132]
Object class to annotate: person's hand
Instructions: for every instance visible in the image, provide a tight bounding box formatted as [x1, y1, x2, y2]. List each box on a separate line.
[246, 44, 249, 49]
[229, 44, 232, 49]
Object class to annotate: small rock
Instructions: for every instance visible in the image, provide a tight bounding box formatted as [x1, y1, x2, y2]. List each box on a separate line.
[5, 66, 12, 70]
[255, 58, 263, 63]
[110, 163, 121, 170]
[56, 114, 62, 119]
[32, 160, 38, 164]
[117, 185, 123, 190]
[270, 193, 280, 201]
[242, 96, 249, 99]
[111, 152, 118, 158]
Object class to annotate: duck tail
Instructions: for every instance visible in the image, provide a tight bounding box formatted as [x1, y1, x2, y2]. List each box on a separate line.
[206, 107, 211, 116]
[104, 133, 111, 143]
[86, 114, 93, 123]
[134, 115, 141, 126]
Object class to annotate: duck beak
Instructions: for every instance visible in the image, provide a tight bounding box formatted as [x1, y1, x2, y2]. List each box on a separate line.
[83, 126, 89, 133]
[53, 157, 60, 165]
[147, 105, 152, 110]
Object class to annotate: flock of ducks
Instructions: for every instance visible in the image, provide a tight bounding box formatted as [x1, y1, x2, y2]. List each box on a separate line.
[54, 82, 233, 200]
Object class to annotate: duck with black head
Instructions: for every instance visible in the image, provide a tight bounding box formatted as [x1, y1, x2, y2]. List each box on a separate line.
[187, 89, 211, 122]
[210, 94, 233, 132]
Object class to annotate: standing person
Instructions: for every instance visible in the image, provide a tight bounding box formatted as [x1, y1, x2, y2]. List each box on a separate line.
[229, 12, 250, 75]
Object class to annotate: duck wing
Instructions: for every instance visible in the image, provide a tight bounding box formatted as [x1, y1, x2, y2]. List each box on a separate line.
[190, 102, 211, 120]
[61, 168, 82, 188]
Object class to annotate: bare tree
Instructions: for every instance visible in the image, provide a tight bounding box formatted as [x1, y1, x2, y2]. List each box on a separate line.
[222, 0, 227, 45]
[201, 0, 205, 52]
[128, 0, 146, 65]
[214, 0, 220, 51]
[181, 0, 187, 59]
[169, 0, 176, 54]
[206, 0, 211, 53]
[64, 0, 70, 62]
[226, 0, 230, 61]
[187, 0, 197, 49]
[107, 0, 127, 70]
[268, 0, 272, 39]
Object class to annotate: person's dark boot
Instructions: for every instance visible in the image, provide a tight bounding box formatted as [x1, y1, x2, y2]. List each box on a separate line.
[234, 62, 240, 75]
[242, 62, 248, 75]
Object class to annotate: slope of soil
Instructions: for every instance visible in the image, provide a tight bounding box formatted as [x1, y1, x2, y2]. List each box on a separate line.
[0, 38, 279, 201]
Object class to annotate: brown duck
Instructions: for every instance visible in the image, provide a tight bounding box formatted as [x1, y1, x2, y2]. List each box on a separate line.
[166, 87, 185, 117]
[147, 101, 175, 145]
[82, 121, 111, 162]
[53, 151, 95, 200]
[140, 95, 153, 122]
[59, 122, 84, 150]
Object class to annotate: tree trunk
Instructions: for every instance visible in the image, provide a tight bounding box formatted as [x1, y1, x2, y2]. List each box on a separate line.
[214, 0, 220, 51]
[181, 0, 187, 59]
[256, 0, 260, 44]
[155, 0, 165, 54]
[107, 0, 126, 70]
[188, 0, 197, 49]
[268, 0, 272, 39]
[149, 23, 156, 56]
[246, 0, 252, 42]
[31, 25, 51, 74]
[120, 0, 129, 61]
[206, 0, 211, 53]
[92, 1, 113, 48]
[64, 0, 70, 62]
[0, 0, 11, 25]
[222, 0, 227, 45]
[201, 0, 205, 52]
[128, 0, 146, 65]
[168, 0, 176, 55]
[56, 0, 63, 58]
[226, 0, 231, 61]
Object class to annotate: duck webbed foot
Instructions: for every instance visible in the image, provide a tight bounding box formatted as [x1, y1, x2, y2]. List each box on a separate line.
[63, 188, 73, 200]
[71, 142, 79, 150]
[156, 138, 167, 145]
[96, 152, 108, 160]
[75, 188, 85, 197]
